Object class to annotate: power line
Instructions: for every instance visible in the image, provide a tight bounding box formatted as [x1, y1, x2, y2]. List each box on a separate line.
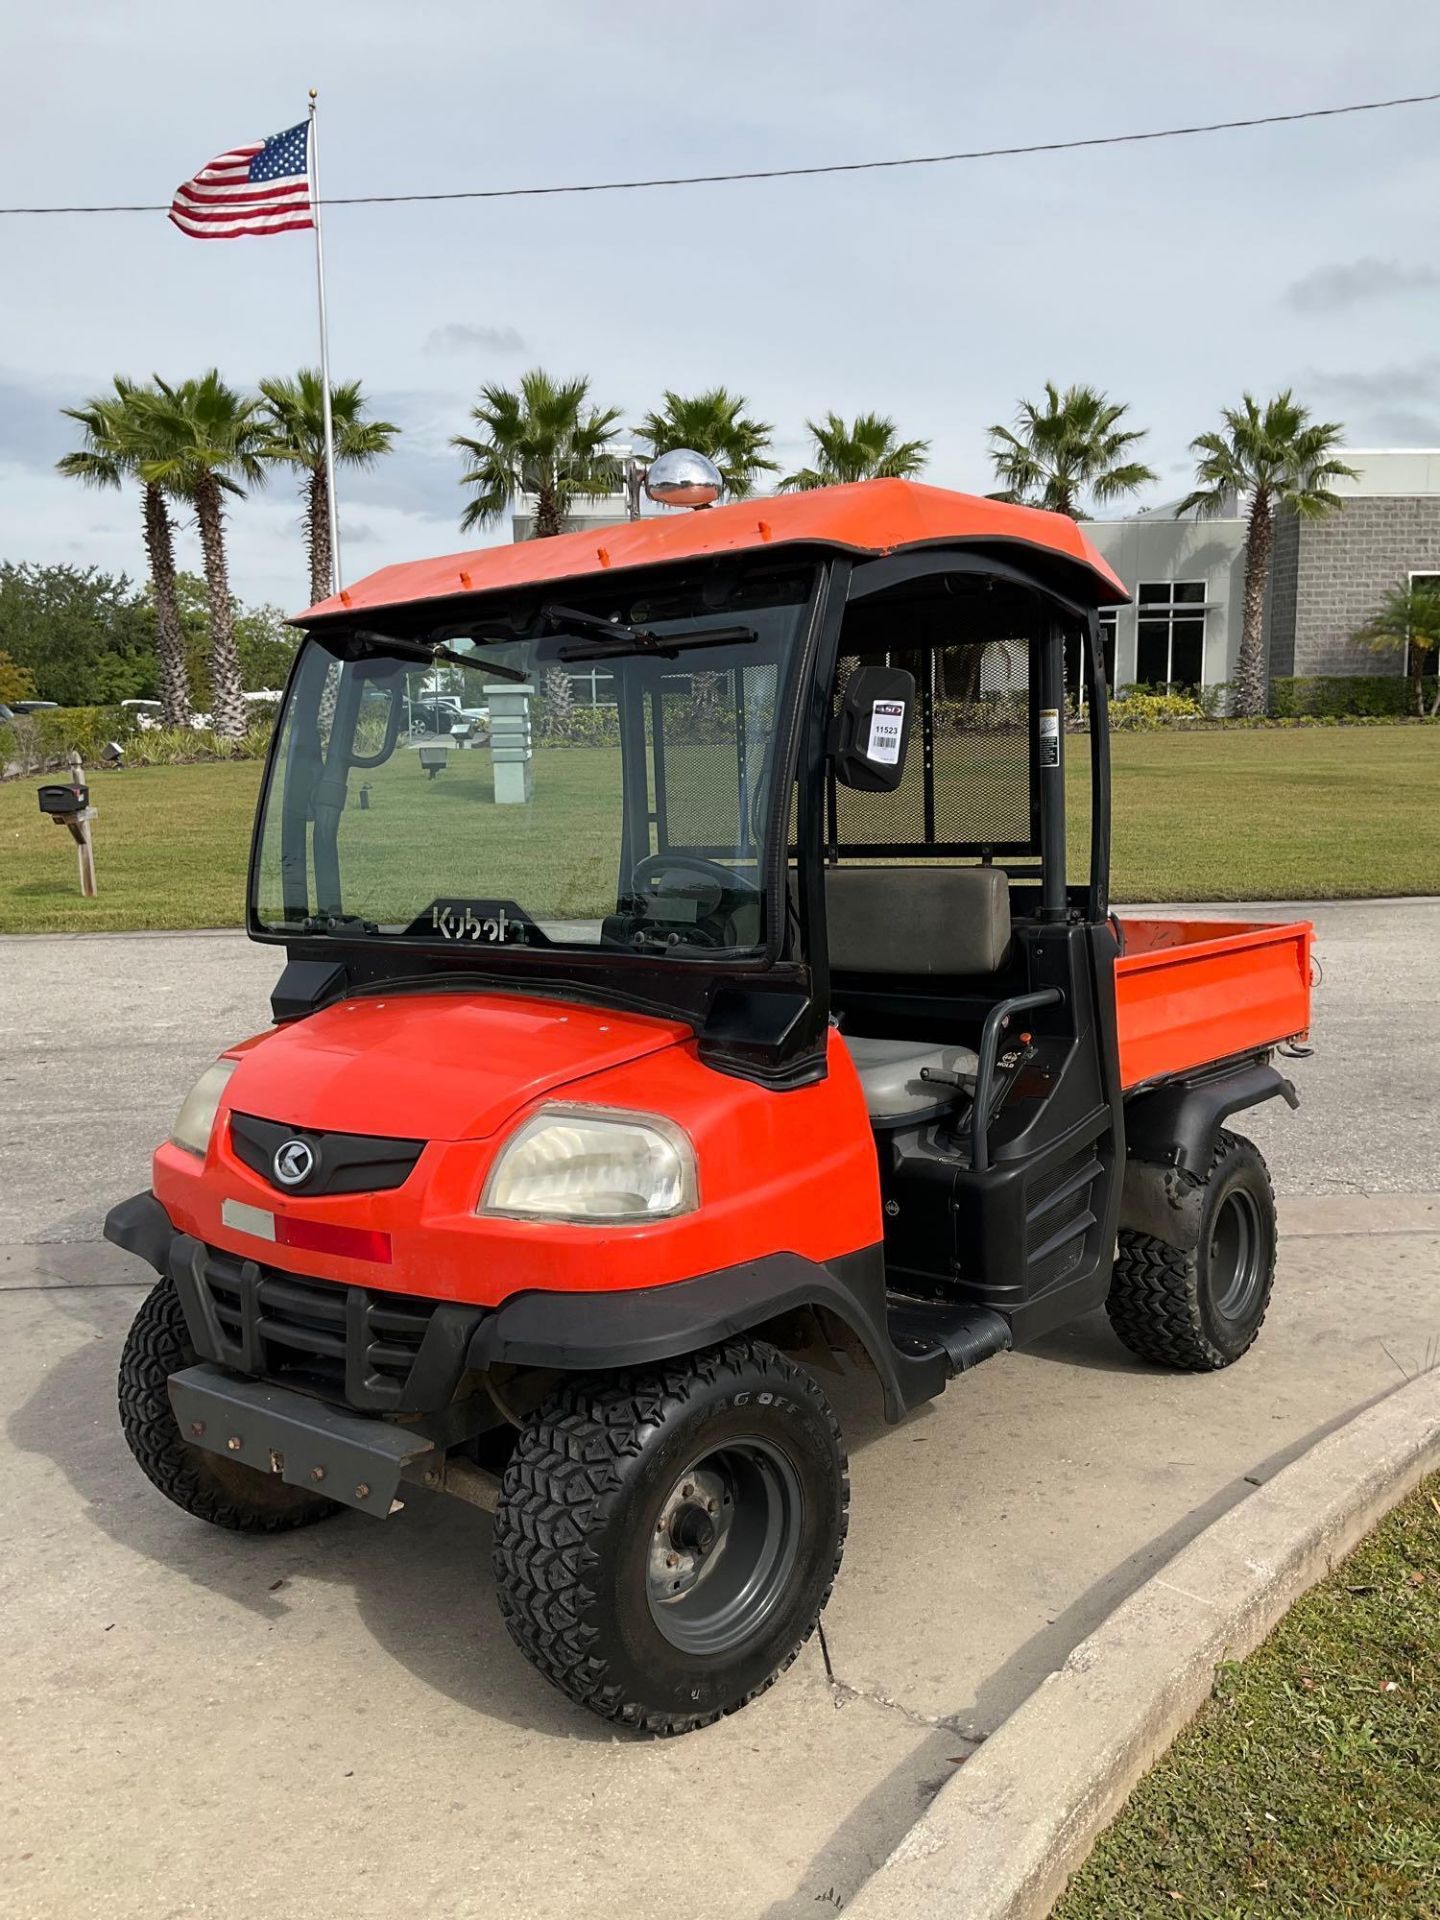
[3, 88, 1436, 217]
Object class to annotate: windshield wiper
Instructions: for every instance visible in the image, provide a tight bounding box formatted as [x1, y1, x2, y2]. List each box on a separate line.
[362, 634, 529, 682]
[541, 604, 756, 663]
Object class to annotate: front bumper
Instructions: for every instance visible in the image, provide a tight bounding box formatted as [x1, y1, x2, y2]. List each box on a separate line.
[105, 1190, 921, 1418]
[168, 1363, 436, 1516]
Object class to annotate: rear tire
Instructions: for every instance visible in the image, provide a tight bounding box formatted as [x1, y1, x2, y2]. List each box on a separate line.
[493, 1339, 848, 1735]
[118, 1276, 341, 1534]
[1106, 1129, 1276, 1371]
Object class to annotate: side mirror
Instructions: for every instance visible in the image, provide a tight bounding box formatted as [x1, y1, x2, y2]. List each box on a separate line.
[830, 664, 915, 793]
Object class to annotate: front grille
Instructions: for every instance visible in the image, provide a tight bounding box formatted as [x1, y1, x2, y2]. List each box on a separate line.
[229, 1112, 425, 1197]
[172, 1242, 483, 1413]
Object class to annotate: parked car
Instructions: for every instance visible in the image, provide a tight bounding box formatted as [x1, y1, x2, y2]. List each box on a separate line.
[10, 700, 60, 714]
[408, 698, 464, 737]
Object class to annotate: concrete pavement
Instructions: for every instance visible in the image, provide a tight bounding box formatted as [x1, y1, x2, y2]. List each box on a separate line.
[1, 905, 1437, 1919]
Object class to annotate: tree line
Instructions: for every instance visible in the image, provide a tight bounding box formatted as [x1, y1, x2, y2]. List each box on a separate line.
[54, 368, 1367, 725]
[0, 562, 295, 713]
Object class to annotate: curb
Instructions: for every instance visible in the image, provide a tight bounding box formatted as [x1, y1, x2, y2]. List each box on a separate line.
[844, 1365, 1440, 1920]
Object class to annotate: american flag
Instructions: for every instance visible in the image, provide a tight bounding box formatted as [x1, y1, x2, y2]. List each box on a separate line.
[170, 121, 314, 240]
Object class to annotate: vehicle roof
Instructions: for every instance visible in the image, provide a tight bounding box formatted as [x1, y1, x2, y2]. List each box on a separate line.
[299, 477, 1130, 625]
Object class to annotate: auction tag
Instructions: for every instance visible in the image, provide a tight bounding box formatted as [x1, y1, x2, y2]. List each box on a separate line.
[867, 700, 906, 765]
[1038, 707, 1060, 768]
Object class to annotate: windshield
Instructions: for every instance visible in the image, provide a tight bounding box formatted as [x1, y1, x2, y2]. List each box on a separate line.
[252, 561, 816, 957]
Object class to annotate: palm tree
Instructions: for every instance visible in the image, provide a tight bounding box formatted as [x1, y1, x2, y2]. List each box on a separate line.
[138, 372, 267, 738]
[987, 383, 1158, 519]
[1353, 579, 1440, 717]
[1176, 392, 1357, 716]
[57, 378, 192, 725]
[453, 369, 623, 538]
[780, 412, 929, 491]
[257, 370, 399, 607]
[635, 387, 778, 499]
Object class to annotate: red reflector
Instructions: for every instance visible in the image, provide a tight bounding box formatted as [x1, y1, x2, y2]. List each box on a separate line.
[275, 1217, 392, 1265]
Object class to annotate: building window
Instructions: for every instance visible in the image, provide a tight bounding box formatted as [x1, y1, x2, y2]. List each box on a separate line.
[1064, 610, 1118, 706]
[1410, 573, 1440, 681]
[1135, 581, 1206, 689]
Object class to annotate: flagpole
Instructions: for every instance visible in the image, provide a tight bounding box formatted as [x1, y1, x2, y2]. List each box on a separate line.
[307, 88, 342, 595]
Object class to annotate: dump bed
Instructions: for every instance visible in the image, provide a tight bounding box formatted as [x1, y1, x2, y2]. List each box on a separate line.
[1113, 918, 1314, 1091]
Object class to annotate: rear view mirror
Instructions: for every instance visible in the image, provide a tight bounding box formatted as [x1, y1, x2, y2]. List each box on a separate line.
[830, 664, 915, 792]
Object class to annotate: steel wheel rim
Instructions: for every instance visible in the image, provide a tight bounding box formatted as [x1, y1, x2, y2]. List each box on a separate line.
[1210, 1188, 1265, 1321]
[645, 1439, 804, 1656]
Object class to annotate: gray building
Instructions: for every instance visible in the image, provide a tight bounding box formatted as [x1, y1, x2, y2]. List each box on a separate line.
[1084, 450, 1440, 699]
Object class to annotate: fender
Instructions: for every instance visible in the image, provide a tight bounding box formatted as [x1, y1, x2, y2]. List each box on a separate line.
[1123, 1058, 1298, 1182]
[466, 1246, 944, 1423]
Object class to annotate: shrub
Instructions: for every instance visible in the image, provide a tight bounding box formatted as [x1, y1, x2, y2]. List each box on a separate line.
[122, 722, 272, 766]
[558, 705, 622, 748]
[1109, 690, 1207, 730]
[1, 704, 274, 778]
[1, 704, 136, 776]
[1269, 675, 1436, 719]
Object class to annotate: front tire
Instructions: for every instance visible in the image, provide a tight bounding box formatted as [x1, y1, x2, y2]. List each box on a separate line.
[118, 1276, 341, 1534]
[493, 1339, 849, 1735]
[1107, 1129, 1277, 1371]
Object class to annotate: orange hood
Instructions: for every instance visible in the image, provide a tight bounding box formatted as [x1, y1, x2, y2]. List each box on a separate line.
[223, 991, 691, 1143]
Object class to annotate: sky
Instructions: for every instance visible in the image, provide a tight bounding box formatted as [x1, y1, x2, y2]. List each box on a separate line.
[3, 0, 1439, 614]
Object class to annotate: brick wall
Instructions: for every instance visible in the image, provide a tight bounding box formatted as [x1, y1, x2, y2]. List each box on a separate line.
[1291, 497, 1440, 676]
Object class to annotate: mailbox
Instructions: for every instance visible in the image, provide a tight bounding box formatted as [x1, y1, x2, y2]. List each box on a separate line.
[38, 783, 89, 817]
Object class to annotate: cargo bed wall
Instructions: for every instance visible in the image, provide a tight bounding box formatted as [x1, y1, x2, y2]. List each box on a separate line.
[1113, 918, 1313, 1089]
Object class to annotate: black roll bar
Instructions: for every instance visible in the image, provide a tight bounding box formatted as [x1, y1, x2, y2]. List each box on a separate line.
[971, 987, 1065, 1172]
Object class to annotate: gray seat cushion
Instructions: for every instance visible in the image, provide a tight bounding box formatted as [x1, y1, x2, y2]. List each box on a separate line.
[841, 1034, 979, 1120]
[826, 867, 1011, 976]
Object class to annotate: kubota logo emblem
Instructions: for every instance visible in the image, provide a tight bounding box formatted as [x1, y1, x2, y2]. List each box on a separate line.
[272, 1138, 316, 1188]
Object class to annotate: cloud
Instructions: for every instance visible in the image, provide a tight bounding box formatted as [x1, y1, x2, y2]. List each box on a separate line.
[425, 323, 527, 356]
[1304, 359, 1440, 447]
[1283, 259, 1440, 314]
[1308, 357, 1440, 408]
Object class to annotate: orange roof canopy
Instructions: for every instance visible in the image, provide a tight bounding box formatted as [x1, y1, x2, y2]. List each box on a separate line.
[300, 477, 1129, 623]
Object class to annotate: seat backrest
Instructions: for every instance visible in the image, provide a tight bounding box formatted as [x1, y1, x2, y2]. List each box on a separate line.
[825, 866, 1012, 976]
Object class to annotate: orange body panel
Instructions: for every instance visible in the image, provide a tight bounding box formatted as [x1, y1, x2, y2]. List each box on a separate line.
[303, 477, 1128, 623]
[154, 1008, 883, 1309]
[1114, 917, 1314, 1090]
[219, 991, 690, 1141]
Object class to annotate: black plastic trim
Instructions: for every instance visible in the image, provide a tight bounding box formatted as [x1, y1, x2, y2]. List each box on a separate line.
[465, 1244, 941, 1422]
[228, 1112, 424, 1197]
[103, 1190, 173, 1273]
[1124, 1059, 1298, 1178]
[101, 1198, 947, 1424]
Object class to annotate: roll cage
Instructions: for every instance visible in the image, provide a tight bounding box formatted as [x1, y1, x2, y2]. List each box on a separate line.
[254, 523, 1119, 1088]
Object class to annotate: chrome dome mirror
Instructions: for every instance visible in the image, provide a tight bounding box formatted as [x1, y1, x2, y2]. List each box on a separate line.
[644, 448, 723, 509]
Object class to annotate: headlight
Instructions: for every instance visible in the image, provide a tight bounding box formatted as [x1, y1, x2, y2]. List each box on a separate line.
[479, 1106, 698, 1222]
[169, 1058, 240, 1157]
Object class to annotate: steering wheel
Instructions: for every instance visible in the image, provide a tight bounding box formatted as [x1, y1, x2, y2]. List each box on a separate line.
[630, 851, 762, 909]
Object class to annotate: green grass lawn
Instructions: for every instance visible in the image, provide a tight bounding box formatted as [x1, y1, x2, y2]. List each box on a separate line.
[1054, 1473, 1440, 1919]
[0, 728, 1435, 934]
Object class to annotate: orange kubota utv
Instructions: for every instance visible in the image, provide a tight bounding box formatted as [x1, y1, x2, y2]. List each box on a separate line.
[106, 471, 1312, 1733]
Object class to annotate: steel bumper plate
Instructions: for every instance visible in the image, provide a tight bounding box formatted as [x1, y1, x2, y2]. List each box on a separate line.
[167, 1364, 435, 1517]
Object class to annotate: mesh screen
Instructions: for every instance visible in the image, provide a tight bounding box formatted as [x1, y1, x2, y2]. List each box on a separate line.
[652, 662, 779, 854]
[830, 639, 1035, 854]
